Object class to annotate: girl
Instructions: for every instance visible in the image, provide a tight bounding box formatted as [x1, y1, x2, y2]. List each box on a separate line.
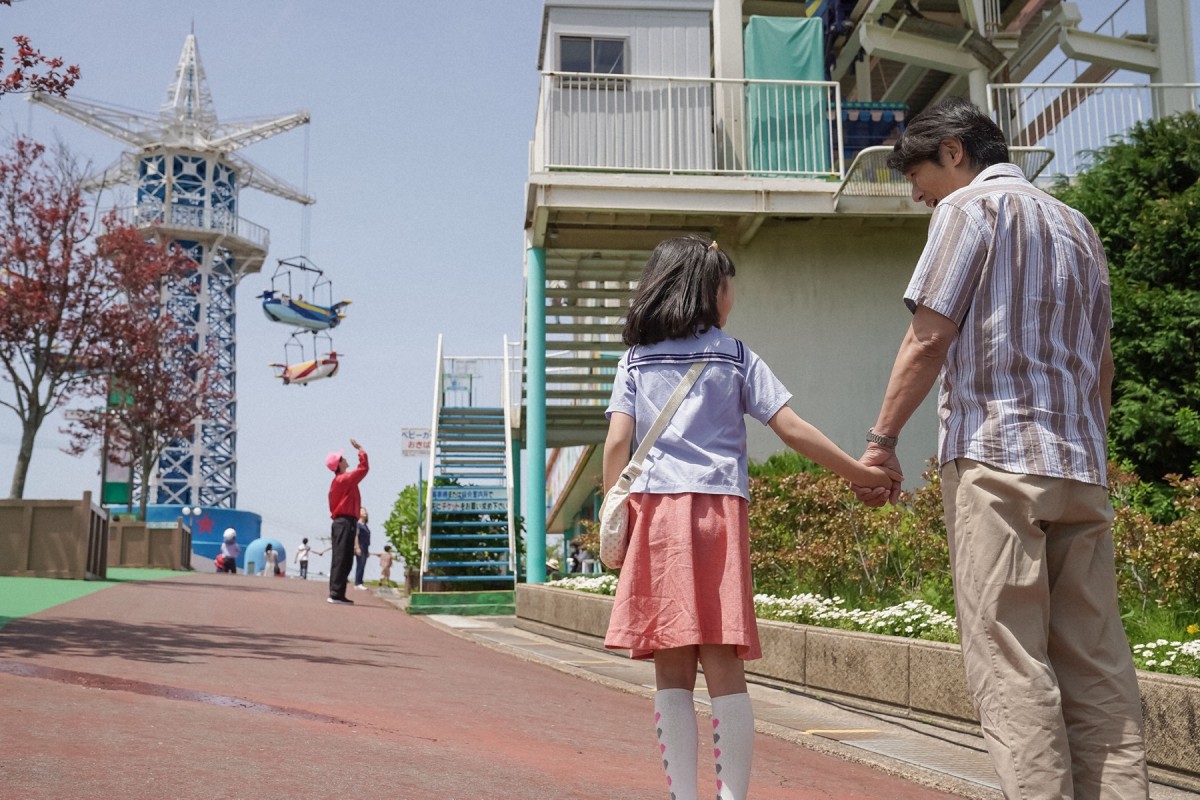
[602, 235, 896, 800]
[262, 542, 280, 576]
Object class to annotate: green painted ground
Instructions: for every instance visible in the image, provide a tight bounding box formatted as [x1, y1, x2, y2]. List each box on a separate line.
[0, 568, 185, 631]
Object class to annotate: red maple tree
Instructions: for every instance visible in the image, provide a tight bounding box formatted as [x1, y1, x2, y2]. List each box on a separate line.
[0, 1, 81, 98]
[0, 137, 113, 498]
[63, 225, 218, 521]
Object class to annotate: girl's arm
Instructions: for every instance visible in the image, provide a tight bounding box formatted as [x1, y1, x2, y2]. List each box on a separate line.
[602, 412, 636, 493]
[768, 406, 896, 488]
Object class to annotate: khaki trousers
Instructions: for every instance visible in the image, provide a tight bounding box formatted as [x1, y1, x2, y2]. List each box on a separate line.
[940, 459, 1148, 800]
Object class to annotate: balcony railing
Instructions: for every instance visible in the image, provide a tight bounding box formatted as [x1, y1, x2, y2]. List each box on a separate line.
[988, 83, 1200, 180]
[534, 73, 1199, 187]
[535, 72, 845, 179]
[113, 203, 270, 251]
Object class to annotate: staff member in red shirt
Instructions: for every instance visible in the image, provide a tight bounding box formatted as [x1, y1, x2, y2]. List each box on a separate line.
[326, 438, 368, 604]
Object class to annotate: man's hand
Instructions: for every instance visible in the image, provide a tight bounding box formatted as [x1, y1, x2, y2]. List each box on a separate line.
[350, 438, 362, 450]
[852, 443, 903, 506]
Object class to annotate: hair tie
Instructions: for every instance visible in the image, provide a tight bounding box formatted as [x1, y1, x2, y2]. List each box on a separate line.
[708, 240, 719, 251]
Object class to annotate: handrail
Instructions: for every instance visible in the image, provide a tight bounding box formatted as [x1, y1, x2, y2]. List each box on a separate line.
[419, 333, 444, 586]
[988, 82, 1200, 179]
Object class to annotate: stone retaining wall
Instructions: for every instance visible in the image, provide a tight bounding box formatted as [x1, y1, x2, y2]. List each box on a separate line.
[516, 584, 1200, 783]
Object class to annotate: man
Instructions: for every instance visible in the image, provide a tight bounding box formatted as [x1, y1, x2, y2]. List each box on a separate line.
[353, 507, 371, 590]
[326, 438, 367, 605]
[857, 97, 1148, 799]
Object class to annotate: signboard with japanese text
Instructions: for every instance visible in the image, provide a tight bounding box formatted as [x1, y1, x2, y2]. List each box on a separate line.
[401, 428, 431, 457]
[431, 486, 507, 513]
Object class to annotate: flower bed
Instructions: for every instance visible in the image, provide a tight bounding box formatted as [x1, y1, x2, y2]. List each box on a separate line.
[519, 582, 1200, 783]
[545, 575, 1199, 676]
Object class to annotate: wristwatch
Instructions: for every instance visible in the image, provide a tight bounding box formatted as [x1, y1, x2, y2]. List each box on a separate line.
[865, 428, 898, 448]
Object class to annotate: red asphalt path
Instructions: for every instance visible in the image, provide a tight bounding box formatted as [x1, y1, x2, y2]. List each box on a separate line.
[0, 572, 962, 799]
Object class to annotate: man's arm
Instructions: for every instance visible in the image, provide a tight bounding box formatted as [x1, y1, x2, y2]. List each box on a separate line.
[347, 445, 369, 484]
[874, 305, 957, 436]
[859, 304, 958, 504]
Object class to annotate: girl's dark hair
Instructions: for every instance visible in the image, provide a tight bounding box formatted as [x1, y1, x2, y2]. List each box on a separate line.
[302, 538, 308, 543]
[622, 235, 735, 346]
[886, 96, 1008, 174]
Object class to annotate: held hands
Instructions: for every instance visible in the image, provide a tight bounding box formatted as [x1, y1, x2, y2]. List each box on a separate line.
[852, 443, 904, 507]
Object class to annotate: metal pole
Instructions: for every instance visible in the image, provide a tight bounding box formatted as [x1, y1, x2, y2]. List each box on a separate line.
[525, 247, 547, 583]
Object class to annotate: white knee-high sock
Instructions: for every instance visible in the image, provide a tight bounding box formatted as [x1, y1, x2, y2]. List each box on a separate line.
[654, 688, 698, 800]
[710, 692, 754, 800]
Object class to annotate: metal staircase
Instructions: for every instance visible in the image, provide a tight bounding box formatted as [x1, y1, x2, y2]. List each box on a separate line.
[412, 336, 518, 615]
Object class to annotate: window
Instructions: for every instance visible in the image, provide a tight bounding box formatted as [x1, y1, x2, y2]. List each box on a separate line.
[559, 36, 626, 88]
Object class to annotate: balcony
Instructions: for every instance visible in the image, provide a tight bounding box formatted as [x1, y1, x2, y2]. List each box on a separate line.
[113, 203, 271, 273]
[534, 72, 845, 179]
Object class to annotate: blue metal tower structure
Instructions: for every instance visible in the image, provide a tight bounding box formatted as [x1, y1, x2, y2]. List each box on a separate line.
[32, 34, 313, 508]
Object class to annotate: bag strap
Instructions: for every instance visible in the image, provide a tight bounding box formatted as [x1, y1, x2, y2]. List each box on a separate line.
[620, 361, 708, 482]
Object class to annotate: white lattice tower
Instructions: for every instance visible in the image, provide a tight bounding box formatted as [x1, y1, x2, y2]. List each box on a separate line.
[31, 34, 314, 508]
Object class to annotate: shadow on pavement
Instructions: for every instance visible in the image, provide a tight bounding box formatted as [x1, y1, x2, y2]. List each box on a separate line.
[0, 614, 432, 669]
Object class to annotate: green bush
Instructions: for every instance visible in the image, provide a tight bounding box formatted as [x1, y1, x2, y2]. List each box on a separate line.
[747, 459, 950, 608]
[748, 457, 1200, 621]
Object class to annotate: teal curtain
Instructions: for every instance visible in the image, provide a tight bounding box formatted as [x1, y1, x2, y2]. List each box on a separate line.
[744, 16, 829, 176]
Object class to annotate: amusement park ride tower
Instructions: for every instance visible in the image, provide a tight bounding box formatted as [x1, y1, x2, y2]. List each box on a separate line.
[32, 34, 313, 508]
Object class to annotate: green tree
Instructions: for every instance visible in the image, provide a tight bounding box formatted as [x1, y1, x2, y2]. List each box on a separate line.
[1054, 112, 1200, 481]
[383, 482, 422, 576]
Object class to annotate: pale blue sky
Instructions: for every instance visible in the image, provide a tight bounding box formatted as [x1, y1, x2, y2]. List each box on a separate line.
[1, 2, 1197, 579]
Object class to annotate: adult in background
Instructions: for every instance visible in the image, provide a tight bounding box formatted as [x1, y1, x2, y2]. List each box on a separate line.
[326, 438, 368, 605]
[353, 507, 371, 591]
[294, 537, 313, 579]
[217, 527, 240, 574]
[855, 96, 1148, 799]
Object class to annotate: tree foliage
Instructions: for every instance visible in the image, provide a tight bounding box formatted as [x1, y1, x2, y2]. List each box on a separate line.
[1053, 112, 1200, 481]
[0, 2, 80, 97]
[62, 224, 216, 520]
[383, 482, 423, 572]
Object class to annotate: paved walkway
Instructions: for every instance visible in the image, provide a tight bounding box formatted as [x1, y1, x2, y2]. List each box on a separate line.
[0, 571, 1193, 799]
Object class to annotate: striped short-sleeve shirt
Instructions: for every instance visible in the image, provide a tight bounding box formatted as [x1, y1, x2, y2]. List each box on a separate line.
[904, 162, 1111, 487]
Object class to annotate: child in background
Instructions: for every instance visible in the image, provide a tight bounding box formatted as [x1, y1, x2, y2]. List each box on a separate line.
[602, 235, 896, 800]
[376, 545, 394, 588]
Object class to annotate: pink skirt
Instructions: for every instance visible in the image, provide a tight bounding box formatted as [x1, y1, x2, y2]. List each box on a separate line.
[604, 492, 761, 661]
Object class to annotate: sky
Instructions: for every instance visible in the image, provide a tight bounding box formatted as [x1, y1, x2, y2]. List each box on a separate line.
[1, 1, 1198, 581]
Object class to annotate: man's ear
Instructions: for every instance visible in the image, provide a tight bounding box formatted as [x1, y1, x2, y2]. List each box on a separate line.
[942, 137, 965, 167]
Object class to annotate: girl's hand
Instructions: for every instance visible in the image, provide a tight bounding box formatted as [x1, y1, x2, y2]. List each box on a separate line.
[858, 464, 899, 490]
